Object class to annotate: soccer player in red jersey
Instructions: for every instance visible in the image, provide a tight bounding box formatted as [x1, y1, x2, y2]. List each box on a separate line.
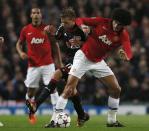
[54, 8, 133, 127]
[16, 8, 62, 123]
[26, 8, 90, 127]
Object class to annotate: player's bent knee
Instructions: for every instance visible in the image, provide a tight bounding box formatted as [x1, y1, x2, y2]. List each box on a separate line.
[117, 86, 121, 93]
[63, 86, 75, 98]
[63, 90, 71, 98]
[113, 83, 121, 92]
[55, 69, 62, 75]
[27, 89, 36, 98]
[109, 85, 121, 98]
[66, 79, 78, 88]
[115, 85, 121, 94]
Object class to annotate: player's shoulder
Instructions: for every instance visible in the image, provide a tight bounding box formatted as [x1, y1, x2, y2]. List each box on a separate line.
[100, 17, 111, 24]
[97, 16, 109, 20]
[42, 23, 47, 26]
[40, 23, 47, 28]
[93, 16, 110, 22]
[121, 28, 129, 36]
[21, 24, 31, 31]
[120, 29, 130, 40]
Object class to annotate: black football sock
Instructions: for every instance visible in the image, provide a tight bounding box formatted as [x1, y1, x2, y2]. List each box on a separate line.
[70, 93, 85, 119]
[36, 79, 58, 108]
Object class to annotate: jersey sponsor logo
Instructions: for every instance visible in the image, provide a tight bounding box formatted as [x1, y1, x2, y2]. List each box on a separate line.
[31, 37, 44, 44]
[98, 35, 112, 45]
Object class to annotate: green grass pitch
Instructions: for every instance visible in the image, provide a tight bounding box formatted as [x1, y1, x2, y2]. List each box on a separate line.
[0, 115, 149, 131]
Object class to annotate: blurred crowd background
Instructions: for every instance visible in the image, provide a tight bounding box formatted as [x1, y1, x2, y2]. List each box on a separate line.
[0, 0, 149, 105]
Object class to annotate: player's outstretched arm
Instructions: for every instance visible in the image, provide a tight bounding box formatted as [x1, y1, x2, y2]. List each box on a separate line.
[77, 17, 105, 27]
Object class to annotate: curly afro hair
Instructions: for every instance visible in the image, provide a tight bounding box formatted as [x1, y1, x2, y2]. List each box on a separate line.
[111, 8, 132, 26]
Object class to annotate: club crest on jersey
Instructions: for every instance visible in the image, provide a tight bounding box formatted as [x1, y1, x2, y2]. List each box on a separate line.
[31, 37, 44, 44]
[99, 35, 112, 45]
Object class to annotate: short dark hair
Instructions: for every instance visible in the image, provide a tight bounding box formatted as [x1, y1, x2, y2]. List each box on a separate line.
[31, 7, 41, 13]
[60, 7, 76, 19]
[111, 8, 132, 26]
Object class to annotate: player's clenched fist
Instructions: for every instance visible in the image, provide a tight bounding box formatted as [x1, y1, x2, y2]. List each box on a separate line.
[118, 48, 129, 61]
[19, 52, 28, 60]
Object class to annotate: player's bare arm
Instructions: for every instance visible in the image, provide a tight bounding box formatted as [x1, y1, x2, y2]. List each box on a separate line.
[45, 24, 63, 68]
[16, 39, 28, 60]
[54, 42, 63, 68]
[50, 37, 63, 68]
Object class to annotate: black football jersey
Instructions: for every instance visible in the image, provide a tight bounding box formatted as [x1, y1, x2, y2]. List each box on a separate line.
[55, 23, 86, 64]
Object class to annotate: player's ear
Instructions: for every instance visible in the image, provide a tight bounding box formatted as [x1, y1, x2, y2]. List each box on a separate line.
[30, 9, 33, 18]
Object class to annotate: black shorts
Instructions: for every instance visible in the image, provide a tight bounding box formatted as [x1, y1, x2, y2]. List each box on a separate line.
[60, 63, 72, 81]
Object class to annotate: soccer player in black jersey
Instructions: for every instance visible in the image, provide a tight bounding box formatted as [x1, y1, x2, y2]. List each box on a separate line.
[26, 7, 90, 127]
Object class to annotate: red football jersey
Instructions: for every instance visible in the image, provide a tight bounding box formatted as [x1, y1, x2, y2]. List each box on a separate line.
[19, 23, 53, 67]
[77, 17, 133, 62]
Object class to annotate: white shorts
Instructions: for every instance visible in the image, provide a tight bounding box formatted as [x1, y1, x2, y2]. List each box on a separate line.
[69, 50, 114, 79]
[24, 64, 55, 88]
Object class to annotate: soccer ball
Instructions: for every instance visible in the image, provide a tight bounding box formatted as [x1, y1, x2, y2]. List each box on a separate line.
[55, 112, 71, 128]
